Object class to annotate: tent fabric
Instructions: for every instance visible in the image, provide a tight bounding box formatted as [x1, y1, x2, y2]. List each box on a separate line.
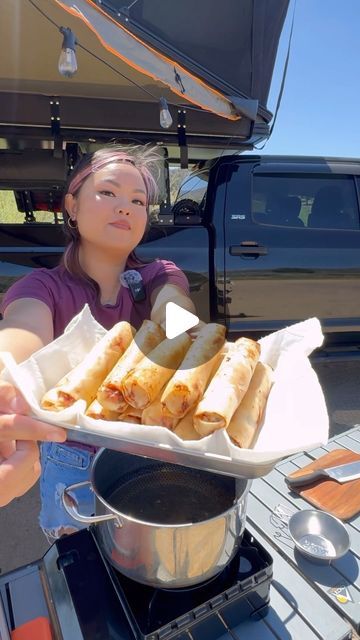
[93, 0, 289, 110]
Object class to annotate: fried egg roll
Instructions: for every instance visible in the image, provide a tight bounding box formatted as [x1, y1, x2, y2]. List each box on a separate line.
[160, 324, 226, 418]
[118, 414, 142, 424]
[86, 401, 142, 424]
[41, 321, 134, 411]
[173, 409, 202, 441]
[193, 337, 260, 436]
[141, 398, 180, 430]
[121, 333, 192, 409]
[227, 362, 273, 448]
[97, 320, 165, 413]
[86, 399, 119, 421]
[123, 407, 143, 419]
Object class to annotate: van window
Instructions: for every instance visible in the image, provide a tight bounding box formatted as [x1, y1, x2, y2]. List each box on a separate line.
[174, 169, 209, 209]
[252, 175, 359, 230]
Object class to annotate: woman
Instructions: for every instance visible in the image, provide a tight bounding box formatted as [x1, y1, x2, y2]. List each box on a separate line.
[0, 144, 201, 539]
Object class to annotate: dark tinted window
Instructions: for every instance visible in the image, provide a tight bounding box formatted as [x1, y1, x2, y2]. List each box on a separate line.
[252, 174, 359, 230]
[175, 170, 209, 208]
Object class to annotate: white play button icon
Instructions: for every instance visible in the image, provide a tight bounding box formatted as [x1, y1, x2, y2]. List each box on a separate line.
[165, 302, 199, 339]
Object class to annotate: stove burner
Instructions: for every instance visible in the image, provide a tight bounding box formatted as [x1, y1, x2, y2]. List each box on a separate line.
[108, 532, 272, 638]
[49, 529, 272, 640]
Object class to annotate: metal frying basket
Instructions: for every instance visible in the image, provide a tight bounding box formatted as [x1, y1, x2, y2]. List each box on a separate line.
[105, 462, 238, 525]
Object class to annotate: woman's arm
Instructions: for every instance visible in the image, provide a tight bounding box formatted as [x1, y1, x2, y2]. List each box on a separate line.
[1, 298, 54, 364]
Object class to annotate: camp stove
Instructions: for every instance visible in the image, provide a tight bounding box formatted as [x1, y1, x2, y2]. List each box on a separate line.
[0, 527, 272, 640]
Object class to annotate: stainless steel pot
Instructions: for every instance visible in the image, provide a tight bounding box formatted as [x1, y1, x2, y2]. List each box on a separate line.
[62, 449, 250, 589]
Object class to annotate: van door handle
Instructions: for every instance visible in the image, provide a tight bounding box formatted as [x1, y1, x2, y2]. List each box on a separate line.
[229, 244, 268, 256]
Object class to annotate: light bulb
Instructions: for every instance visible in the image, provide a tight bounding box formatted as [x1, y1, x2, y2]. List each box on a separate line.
[58, 27, 78, 78]
[58, 48, 77, 78]
[159, 97, 173, 129]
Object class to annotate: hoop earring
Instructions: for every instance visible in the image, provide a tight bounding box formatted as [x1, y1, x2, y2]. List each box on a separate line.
[66, 217, 77, 229]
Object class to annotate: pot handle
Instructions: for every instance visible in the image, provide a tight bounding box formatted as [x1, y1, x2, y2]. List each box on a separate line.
[62, 481, 122, 527]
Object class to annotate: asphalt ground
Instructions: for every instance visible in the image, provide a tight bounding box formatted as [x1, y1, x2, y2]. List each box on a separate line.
[0, 359, 359, 575]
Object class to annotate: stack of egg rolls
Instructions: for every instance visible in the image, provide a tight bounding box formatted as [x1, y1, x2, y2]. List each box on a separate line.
[40, 316, 273, 449]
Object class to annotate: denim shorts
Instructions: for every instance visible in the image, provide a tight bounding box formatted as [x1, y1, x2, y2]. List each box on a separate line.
[39, 442, 96, 541]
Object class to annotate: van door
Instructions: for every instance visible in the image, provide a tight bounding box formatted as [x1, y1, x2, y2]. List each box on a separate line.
[223, 161, 360, 341]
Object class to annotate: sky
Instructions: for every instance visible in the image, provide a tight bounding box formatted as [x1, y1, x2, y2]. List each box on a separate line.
[257, 0, 360, 158]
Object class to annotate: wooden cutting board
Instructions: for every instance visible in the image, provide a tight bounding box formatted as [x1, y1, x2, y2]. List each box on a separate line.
[287, 449, 360, 520]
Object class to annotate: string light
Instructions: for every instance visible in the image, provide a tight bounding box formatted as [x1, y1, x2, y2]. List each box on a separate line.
[58, 26, 78, 78]
[159, 97, 173, 129]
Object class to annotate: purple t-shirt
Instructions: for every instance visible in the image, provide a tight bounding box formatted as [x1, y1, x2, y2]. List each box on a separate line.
[1, 260, 190, 336]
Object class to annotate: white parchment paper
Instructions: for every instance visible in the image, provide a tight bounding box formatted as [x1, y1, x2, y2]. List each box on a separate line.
[0, 305, 329, 471]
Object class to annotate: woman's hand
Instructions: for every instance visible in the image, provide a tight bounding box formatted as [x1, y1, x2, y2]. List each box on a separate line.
[0, 381, 66, 507]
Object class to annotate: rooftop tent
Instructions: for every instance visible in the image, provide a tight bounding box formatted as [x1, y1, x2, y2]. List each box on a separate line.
[0, 0, 289, 152]
[98, 0, 288, 111]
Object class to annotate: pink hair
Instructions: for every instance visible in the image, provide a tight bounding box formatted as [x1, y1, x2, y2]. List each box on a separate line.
[67, 146, 159, 206]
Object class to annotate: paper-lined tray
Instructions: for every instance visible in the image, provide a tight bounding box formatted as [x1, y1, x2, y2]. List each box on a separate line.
[0, 306, 329, 478]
